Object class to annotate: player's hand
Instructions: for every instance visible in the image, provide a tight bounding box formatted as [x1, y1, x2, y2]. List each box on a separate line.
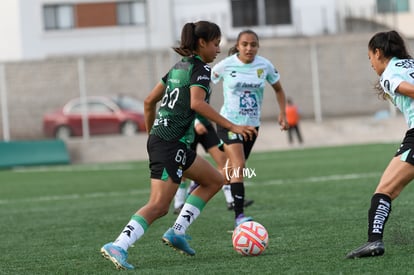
[194, 122, 208, 135]
[278, 114, 289, 131]
[230, 125, 258, 141]
[279, 120, 289, 131]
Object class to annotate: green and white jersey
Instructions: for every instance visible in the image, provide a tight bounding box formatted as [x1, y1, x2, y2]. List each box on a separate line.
[150, 55, 212, 144]
[380, 57, 414, 129]
[211, 54, 280, 126]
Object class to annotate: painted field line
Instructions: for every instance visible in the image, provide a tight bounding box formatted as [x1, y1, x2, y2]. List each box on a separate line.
[1, 172, 381, 205]
[245, 172, 381, 186]
[12, 163, 138, 173]
[0, 189, 150, 205]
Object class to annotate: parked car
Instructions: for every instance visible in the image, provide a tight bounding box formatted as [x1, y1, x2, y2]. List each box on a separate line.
[43, 95, 146, 139]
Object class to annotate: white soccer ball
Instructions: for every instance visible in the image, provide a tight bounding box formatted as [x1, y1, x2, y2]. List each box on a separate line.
[232, 221, 269, 256]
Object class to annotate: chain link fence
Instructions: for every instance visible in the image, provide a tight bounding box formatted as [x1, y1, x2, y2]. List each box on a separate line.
[0, 33, 404, 141]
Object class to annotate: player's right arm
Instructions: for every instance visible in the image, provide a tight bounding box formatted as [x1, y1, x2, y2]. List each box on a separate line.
[144, 82, 165, 134]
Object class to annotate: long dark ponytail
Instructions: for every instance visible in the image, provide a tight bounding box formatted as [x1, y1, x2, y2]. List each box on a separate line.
[368, 30, 412, 59]
[368, 30, 412, 99]
[173, 21, 221, 57]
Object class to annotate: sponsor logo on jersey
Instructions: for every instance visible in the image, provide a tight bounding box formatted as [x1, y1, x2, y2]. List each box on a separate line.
[395, 59, 414, 69]
[169, 78, 180, 84]
[235, 82, 262, 88]
[257, 68, 264, 78]
[197, 75, 210, 81]
[227, 131, 241, 140]
[239, 91, 258, 117]
[154, 117, 169, 127]
[176, 166, 183, 179]
[382, 79, 391, 92]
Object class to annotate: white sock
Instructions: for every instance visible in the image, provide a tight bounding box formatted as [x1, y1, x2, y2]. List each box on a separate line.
[174, 181, 187, 208]
[172, 203, 201, 234]
[113, 219, 145, 251]
[222, 184, 234, 204]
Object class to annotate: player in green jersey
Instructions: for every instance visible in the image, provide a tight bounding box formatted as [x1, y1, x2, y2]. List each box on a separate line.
[173, 113, 255, 214]
[101, 21, 257, 270]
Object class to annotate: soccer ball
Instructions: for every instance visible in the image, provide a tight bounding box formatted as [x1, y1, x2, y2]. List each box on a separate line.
[232, 221, 268, 256]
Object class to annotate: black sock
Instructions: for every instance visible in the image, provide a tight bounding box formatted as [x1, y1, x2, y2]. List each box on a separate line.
[367, 193, 392, 242]
[230, 182, 244, 218]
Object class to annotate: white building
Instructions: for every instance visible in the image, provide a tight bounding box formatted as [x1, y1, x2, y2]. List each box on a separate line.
[1, 0, 413, 62]
[0, 0, 174, 61]
[336, 0, 414, 37]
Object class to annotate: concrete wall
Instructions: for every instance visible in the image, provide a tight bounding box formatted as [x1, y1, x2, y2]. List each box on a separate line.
[0, 33, 404, 140]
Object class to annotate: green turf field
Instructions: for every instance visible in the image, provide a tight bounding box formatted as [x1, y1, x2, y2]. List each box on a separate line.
[1, 143, 414, 274]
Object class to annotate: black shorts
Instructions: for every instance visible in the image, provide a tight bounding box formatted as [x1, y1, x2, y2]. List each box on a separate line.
[191, 123, 222, 152]
[395, 128, 414, 165]
[147, 134, 197, 184]
[216, 125, 259, 160]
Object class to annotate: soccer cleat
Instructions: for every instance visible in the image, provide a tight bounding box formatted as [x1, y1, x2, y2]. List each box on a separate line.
[244, 199, 254, 208]
[162, 228, 195, 256]
[345, 240, 385, 259]
[101, 242, 134, 270]
[235, 213, 253, 227]
[227, 199, 255, 210]
[173, 204, 184, 215]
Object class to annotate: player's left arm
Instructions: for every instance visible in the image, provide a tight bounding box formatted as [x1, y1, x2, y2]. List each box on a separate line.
[396, 81, 414, 99]
[190, 87, 257, 140]
[194, 118, 208, 135]
[271, 81, 289, 131]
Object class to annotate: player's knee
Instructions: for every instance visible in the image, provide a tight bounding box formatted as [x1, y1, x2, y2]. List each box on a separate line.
[212, 173, 224, 190]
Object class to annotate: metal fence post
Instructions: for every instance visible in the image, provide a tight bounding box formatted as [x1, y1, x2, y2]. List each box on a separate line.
[77, 57, 90, 140]
[0, 63, 10, 141]
[310, 42, 322, 123]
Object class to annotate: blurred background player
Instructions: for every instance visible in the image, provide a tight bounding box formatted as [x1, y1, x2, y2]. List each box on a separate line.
[173, 114, 254, 214]
[100, 21, 257, 270]
[172, 177, 190, 214]
[346, 30, 414, 259]
[211, 29, 289, 227]
[285, 97, 303, 146]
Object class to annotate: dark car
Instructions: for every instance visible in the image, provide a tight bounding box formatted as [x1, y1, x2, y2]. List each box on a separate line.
[43, 95, 146, 139]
